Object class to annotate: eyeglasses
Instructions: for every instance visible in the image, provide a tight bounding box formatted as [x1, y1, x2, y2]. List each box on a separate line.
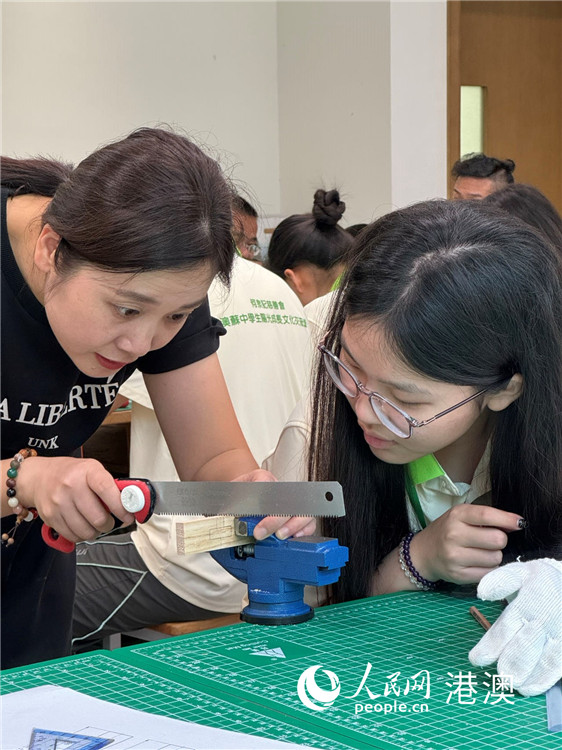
[236, 240, 262, 260]
[245, 243, 261, 259]
[319, 344, 503, 439]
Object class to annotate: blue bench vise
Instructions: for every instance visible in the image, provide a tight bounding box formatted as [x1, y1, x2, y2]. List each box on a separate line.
[211, 516, 349, 625]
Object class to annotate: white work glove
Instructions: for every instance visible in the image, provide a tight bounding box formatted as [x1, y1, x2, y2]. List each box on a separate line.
[468, 558, 562, 697]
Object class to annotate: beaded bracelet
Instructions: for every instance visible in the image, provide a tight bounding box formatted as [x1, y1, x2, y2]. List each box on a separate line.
[2, 448, 38, 546]
[398, 531, 440, 591]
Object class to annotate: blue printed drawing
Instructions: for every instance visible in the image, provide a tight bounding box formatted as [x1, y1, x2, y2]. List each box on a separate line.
[29, 728, 113, 750]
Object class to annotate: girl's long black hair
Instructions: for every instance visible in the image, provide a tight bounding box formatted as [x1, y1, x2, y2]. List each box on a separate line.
[310, 200, 562, 603]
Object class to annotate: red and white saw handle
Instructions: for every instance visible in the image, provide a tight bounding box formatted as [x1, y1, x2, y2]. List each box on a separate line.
[113, 478, 156, 523]
[40, 478, 156, 553]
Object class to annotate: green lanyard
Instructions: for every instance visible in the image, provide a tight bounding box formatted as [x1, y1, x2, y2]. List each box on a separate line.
[405, 454, 446, 530]
[404, 470, 427, 529]
[330, 273, 343, 291]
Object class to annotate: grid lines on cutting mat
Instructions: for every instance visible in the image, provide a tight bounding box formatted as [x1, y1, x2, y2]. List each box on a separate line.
[127, 591, 554, 750]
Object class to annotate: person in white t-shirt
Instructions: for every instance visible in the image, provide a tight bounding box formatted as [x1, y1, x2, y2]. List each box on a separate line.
[265, 189, 352, 306]
[262, 290, 333, 482]
[72, 238, 312, 649]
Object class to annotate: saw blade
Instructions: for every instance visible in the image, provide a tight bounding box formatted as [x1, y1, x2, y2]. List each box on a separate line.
[148, 481, 345, 517]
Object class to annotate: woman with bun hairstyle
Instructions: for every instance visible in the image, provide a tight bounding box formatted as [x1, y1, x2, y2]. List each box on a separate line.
[266, 189, 353, 305]
[1, 128, 313, 669]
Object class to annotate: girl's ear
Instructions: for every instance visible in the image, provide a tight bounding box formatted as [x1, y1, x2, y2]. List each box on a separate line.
[486, 374, 524, 412]
[284, 266, 318, 305]
[34, 224, 61, 274]
[283, 267, 305, 294]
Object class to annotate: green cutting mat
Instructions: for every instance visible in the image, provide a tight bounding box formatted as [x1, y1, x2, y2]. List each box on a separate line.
[1, 592, 556, 750]
[123, 591, 555, 750]
[0, 652, 354, 750]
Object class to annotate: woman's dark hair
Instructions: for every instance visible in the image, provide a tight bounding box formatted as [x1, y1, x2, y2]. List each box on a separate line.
[1, 128, 235, 285]
[345, 223, 368, 238]
[310, 199, 562, 602]
[482, 184, 562, 255]
[1, 157, 74, 197]
[266, 189, 353, 276]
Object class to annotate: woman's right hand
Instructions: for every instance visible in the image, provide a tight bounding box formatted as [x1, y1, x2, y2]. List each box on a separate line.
[14, 456, 135, 543]
[410, 504, 524, 585]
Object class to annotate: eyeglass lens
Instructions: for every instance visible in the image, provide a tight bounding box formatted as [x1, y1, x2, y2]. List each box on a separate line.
[322, 351, 411, 438]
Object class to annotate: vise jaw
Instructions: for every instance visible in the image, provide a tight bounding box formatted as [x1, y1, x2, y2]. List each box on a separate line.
[211, 516, 348, 625]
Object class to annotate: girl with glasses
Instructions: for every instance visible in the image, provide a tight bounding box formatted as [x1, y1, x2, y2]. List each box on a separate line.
[303, 200, 561, 697]
[1, 129, 312, 669]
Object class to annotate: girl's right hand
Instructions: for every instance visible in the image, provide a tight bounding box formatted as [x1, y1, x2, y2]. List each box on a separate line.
[15, 456, 135, 543]
[410, 504, 524, 584]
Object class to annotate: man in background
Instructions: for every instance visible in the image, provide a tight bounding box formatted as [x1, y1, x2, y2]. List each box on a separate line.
[451, 152, 515, 200]
[232, 195, 262, 261]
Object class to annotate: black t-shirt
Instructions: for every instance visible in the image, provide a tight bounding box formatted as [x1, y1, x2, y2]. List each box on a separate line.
[1, 187, 226, 668]
[1, 188, 225, 459]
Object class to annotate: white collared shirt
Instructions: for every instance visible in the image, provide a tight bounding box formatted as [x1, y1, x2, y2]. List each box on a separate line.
[407, 445, 491, 531]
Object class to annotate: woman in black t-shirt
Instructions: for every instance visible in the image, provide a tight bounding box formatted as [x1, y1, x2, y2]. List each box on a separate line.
[1, 128, 315, 669]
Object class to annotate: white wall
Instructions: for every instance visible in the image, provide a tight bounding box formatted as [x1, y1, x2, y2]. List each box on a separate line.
[1, 1, 282, 213]
[2, 1, 447, 221]
[276, 0, 447, 223]
[390, 0, 448, 207]
[277, 1, 392, 226]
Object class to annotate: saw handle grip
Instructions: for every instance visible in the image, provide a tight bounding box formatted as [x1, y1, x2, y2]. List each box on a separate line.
[40, 524, 76, 553]
[41, 478, 156, 553]
[114, 478, 155, 523]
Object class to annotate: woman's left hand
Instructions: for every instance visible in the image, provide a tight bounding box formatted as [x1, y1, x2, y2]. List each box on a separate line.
[231, 469, 317, 540]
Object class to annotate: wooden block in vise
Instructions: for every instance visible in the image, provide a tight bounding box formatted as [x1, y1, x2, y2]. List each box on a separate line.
[175, 516, 253, 554]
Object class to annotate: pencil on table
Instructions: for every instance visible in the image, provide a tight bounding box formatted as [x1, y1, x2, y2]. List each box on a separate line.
[469, 605, 492, 631]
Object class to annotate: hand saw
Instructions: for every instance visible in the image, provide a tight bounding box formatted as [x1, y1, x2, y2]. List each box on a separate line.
[41, 479, 345, 553]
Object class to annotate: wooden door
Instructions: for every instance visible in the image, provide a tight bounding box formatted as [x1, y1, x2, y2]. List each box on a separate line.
[448, 1, 562, 211]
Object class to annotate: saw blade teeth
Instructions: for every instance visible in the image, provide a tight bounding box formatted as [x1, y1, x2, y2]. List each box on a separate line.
[153, 512, 343, 517]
